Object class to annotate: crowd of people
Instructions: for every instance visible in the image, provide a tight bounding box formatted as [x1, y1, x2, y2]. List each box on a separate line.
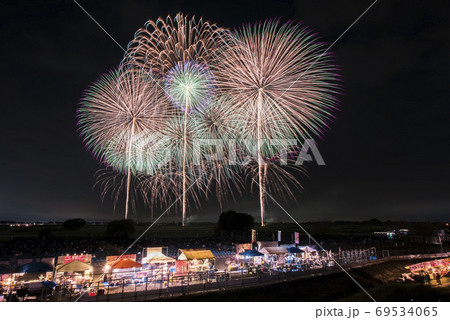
[0, 237, 236, 262]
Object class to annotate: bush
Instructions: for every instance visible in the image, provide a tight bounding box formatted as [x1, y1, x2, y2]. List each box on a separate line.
[218, 210, 254, 233]
[63, 218, 86, 231]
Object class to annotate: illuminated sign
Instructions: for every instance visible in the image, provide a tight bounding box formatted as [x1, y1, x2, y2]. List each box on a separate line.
[57, 254, 92, 265]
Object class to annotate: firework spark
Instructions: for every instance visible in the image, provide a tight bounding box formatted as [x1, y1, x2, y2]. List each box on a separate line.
[78, 15, 341, 226]
[124, 13, 226, 75]
[122, 13, 227, 225]
[78, 67, 171, 219]
[214, 20, 341, 225]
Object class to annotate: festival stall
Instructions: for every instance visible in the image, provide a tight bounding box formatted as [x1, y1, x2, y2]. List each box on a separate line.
[140, 251, 175, 282]
[298, 246, 317, 259]
[176, 249, 215, 274]
[256, 241, 278, 251]
[55, 255, 93, 285]
[104, 255, 143, 283]
[406, 258, 450, 280]
[285, 246, 304, 265]
[0, 261, 53, 296]
[0, 264, 11, 283]
[142, 251, 175, 264]
[236, 250, 264, 272]
[235, 243, 253, 254]
[259, 246, 288, 267]
[6, 257, 55, 287]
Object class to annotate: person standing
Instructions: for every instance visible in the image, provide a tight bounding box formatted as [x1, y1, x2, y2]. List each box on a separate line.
[436, 272, 441, 285]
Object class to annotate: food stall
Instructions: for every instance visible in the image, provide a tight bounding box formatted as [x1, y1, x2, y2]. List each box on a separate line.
[256, 241, 278, 251]
[286, 246, 304, 267]
[0, 265, 11, 284]
[14, 261, 53, 283]
[176, 249, 215, 275]
[105, 255, 145, 283]
[235, 243, 253, 254]
[259, 246, 288, 268]
[406, 258, 450, 279]
[55, 255, 93, 286]
[237, 250, 264, 273]
[105, 254, 137, 271]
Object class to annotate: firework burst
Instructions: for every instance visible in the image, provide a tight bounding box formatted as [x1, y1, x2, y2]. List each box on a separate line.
[193, 96, 244, 210]
[165, 61, 215, 112]
[214, 20, 341, 225]
[122, 13, 227, 225]
[78, 15, 342, 226]
[124, 13, 227, 75]
[78, 67, 171, 219]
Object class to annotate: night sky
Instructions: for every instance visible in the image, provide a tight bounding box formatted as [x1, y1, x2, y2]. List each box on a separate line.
[1, 0, 449, 223]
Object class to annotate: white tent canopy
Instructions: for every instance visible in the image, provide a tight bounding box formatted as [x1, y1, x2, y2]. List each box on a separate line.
[298, 246, 317, 252]
[142, 251, 175, 264]
[259, 247, 288, 255]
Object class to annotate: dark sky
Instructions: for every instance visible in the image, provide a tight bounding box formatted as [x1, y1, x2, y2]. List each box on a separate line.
[1, 0, 449, 223]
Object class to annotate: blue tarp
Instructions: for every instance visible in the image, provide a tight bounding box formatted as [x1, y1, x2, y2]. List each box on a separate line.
[0, 265, 11, 274]
[15, 262, 52, 274]
[42, 280, 56, 288]
[239, 250, 264, 257]
[287, 247, 303, 254]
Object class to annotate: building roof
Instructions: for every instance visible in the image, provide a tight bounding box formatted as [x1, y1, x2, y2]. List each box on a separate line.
[239, 250, 264, 257]
[287, 247, 304, 254]
[259, 247, 288, 255]
[109, 258, 142, 270]
[178, 249, 215, 261]
[56, 260, 92, 273]
[0, 265, 11, 274]
[15, 262, 53, 274]
[256, 241, 278, 251]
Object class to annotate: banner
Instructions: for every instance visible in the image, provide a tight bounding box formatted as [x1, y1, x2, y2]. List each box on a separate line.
[277, 230, 282, 242]
[57, 254, 92, 265]
[295, 232, 300, 244]
[251, 229, 257, 243]
[106, 254, 137, 262]
[146, 247, 163, 253]
[408, 258, 450, 272]
[236, 243, 252, 254]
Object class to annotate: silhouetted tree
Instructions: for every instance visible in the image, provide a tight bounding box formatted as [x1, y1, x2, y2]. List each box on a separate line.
[218, 210, 254, 233]
[105, 219, 136, 239]
[63, 218, 86, 231]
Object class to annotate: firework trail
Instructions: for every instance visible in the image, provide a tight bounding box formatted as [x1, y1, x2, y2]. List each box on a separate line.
[94, 167, 148, 217]
[193, 96, 244, 210]
[214, 20, 341, 226]
[78, 66, 171, 219]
